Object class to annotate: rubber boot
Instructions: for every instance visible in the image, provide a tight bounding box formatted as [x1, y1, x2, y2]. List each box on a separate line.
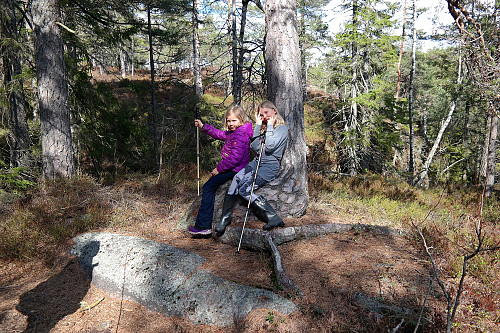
[249, 197, 285, 231]
[214, 194, 237, 237]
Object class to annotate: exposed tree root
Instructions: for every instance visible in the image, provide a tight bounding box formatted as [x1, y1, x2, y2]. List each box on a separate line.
[264, 233, 304, 297]
[216, 223, 402, 295]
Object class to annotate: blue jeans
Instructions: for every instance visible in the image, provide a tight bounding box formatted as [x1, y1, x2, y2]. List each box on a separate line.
[195, 171, 236, 230]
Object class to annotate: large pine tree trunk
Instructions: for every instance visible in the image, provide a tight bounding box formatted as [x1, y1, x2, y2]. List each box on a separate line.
[263, 0, 308, 217]
[32, 0, 76, 179]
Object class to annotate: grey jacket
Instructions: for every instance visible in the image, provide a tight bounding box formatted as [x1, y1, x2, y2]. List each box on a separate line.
[248, 123, 288, 181]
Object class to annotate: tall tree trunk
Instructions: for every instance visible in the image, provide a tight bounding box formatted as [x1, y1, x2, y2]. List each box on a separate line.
[344, 0, 359, 175]
[226, 0, 233, 96]
[147, 6, 160, 172]
[120, 47, 126, 79]
[230, 0, 249, 104]
[131, 38, 135, 77]
[32, 0, 76, 179]
[395, 0, 407, 99]
[482, 101, 498, 197]
[2, 0, 33, 173]
[235, 0, 250, 104]
[408, 0, 416, 182]
[192, 0, 203, 98]
[263, 0, 308, 217]
[415, 45, 463, 187]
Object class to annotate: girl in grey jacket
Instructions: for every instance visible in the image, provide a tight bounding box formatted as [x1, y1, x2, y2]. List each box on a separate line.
[215, 100, 288, 237]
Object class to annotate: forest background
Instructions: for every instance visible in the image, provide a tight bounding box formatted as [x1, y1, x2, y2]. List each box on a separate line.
[0, 0, 499, 332]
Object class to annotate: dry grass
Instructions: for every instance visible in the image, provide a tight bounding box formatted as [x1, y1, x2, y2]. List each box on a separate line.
[0, 165, 199, 263]
[1, 169, 499, 332]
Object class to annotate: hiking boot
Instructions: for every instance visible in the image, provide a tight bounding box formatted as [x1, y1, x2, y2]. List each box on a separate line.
[214, 194, 237, 237]
[249, 197, 285, 231]
[188, 226, 212, 235]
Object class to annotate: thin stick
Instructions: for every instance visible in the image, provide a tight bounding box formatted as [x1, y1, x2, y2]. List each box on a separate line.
[197, 126, 200, 196]
[237, 136, 265, 253]
[115, 248, 131, 333]
[414, 276, 433, 333]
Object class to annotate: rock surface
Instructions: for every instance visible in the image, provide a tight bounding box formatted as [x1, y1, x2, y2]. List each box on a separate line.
[70, 232, 296, 327]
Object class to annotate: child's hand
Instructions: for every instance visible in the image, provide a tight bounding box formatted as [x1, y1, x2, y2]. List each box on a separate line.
[267, 114, 276, 126]
[194, 119, 204, 128]
[255, 111, 264, 125]
[211, 168, 219, 176]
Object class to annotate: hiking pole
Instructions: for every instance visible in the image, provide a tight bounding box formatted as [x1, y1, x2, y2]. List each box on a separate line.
[196, 106, 201, 196]
[237, 133, 266, 254]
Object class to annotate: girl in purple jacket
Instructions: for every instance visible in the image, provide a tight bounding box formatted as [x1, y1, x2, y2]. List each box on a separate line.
[188, 105, 253, 236]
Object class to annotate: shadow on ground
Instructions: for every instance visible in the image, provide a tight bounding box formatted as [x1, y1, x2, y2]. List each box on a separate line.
[16, 241, 99, 333]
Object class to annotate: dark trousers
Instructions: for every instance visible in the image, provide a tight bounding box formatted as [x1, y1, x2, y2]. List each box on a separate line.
[195, 171, 236, 230]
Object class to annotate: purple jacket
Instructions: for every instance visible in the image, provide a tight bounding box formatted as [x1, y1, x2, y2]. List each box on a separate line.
[202, 122, 253, 173]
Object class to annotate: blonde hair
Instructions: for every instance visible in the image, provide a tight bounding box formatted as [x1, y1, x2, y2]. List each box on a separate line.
[223, 105, 250, 130]
[257, 100, 285, 133]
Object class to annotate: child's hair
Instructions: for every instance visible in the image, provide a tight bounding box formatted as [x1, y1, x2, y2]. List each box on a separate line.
[257, 100, 285, 133]
[223, 105, 250, 130]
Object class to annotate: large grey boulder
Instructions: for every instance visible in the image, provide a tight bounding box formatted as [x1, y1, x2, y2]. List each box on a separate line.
[70, 232, 296, 327]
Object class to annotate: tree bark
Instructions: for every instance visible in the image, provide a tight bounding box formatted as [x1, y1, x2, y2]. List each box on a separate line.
[32, 0, 76, 179]
[298, 2, 307, 102]
[264, 0, 308, 217]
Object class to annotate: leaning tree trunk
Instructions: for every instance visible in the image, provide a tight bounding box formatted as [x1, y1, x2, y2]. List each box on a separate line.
[263, 0, 308, 217]
[415, 44, 463, 187]
[2, 0, 33, 174]
[32, 0, 76, 179]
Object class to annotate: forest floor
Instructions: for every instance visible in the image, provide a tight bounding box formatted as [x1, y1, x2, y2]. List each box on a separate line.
[5, 182, 489, 333]
[1, 175, 498, 333]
